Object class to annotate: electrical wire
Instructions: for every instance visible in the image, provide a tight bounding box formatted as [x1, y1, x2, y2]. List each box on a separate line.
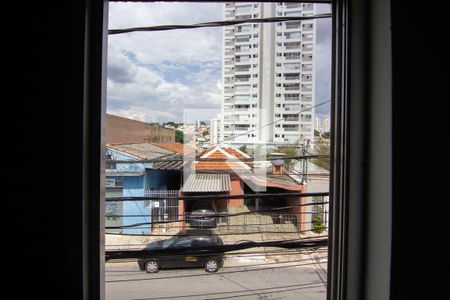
[105, 237, 327, 261]
[105, 244, 328, 261]
[106, 154, 329, 164]
[218, 100, 331, 145]
[106, 209, 328, 218]
[105, 191, 329, 202]
[104, 203, 329, 230]
[108, 14, 332, 35]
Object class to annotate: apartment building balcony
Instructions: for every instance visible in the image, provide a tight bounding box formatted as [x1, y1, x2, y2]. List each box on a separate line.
[302, 3, 314, 11]
[224, 60, 234, 66]
[284, 96, 300, 101]
[235, 48, 252, 55]
[301, 94, 313, 102]
[235, 14, 253, 20]
[224, 50, 235, 56]
[282, 114, 300, 122]
[234, 96, 251, 104]
[234, 128, 251, 133]
[225, 31, 234, 38]
[234, 75, 251, 83]
[301, 74, 313, 82]
[283, 34, 302, 41]
[302, 34, 314, 42]
[301, 84, 313, 92]
[225, 40, 234, 47]
[234, 105, 251, 112]
[234, 67, 251, 74]
[302, 44, 314, 52]
[283, 135, 301, 143]
[283, 84, 301, 91]
[302, 64, 313, 72]
[285, 3, 302, 9]
[283, 104, 300, 112]
[224, 68, 234, 76]
[284, 74, 301, 81]
[300, 115, 312, 122]
[284, 42, 301, 50]
[302, 54, 313, 62]
[235, 58, 254, 65]
[224, 87, 234, 95]
[302, 24, 314, 32]
[300, 125, 312, 132]
[235, 38, 252, 44]
[282, 64, 302, 72]
[282, 125, 300, 132]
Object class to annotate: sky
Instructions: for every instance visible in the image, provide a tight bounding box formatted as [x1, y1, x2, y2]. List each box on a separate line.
[106, 2, 331, 124]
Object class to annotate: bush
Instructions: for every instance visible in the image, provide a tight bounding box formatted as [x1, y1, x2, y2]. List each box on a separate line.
[312, 215, 326, 234]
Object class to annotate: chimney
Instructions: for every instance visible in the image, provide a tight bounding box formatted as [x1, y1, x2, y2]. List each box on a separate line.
[269, 152, 286, 175]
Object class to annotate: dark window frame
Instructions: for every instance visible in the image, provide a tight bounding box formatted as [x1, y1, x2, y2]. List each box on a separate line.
[83, 1, 393, 299]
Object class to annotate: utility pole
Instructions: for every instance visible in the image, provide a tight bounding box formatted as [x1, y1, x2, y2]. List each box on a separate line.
[301, 139, 310, 184]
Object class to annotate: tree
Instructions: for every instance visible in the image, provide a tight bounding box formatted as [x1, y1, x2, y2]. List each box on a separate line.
[175, 130, 184, 143]
[202, 130, 209, 137]
[310, 137, 330, 170]
[238, 145, 247, 153]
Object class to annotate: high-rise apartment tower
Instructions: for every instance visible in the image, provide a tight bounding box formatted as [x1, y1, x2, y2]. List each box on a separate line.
[222, 2, 316, 147]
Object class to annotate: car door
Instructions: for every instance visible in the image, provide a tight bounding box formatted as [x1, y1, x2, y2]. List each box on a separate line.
[167, 237, 193, 268]
[191, 238, 216, 267]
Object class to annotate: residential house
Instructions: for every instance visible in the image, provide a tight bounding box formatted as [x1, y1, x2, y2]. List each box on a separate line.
[105, 142, 194, 234]
[178, 145, 309, 231]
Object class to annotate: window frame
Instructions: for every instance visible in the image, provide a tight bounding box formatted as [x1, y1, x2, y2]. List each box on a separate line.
[85, 1, 393, 299]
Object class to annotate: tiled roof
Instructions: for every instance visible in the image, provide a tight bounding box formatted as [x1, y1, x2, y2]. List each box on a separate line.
[193, 146, 251, 171]
[156, 142, 196, 154]
[181, 173, 231, 193]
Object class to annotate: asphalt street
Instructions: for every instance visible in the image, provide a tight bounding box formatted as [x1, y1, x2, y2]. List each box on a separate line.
[105, 251, 328, 300]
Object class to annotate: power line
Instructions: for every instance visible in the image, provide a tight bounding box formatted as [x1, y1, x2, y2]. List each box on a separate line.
[106, 154, 329, 164]
[104, 202, 329, 229]
[105, 240, 328, 252]
[108, 14, 332, 35]
[218, 100, 331, 145]
[105, 245, 328, 261]
[105, 191, 329, 202]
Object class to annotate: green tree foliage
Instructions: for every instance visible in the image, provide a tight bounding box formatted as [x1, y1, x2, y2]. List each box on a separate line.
[312, 215, 326, 234]
[175, 130, 184, 143]
[238, 145, 247, 153]
[311, 137, 330, 170]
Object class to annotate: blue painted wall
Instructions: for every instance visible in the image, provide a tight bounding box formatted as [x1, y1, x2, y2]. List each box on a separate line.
[106, 147, 181, 234]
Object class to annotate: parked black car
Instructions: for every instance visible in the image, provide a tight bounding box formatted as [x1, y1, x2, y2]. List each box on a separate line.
[137, 229, 224, 273]
[188, 201, 218, 228]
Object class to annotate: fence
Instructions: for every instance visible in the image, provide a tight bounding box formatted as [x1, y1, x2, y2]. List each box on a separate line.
[143, 190, 179, 222]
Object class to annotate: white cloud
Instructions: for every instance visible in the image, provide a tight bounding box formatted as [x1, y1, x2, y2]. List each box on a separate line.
[108, 2, 223, 65]
[107, 2, 224, 123]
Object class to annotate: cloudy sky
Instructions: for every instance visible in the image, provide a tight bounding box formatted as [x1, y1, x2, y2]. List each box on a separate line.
[106, 2, 331, 123]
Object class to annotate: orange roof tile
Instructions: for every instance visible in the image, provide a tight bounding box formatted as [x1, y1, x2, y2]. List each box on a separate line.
[193, 146, 251, 171]
[156, 142, 195, 154]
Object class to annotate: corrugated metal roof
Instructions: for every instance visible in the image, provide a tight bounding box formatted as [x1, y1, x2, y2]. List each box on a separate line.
[181, 173, 231, 193]
[107, 142, 173, 159]
[152, 153, 194, 171]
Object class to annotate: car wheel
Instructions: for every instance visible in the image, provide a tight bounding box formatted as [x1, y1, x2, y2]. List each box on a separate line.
[204, 258, 219, 273]
[145, 260, 160, 273]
